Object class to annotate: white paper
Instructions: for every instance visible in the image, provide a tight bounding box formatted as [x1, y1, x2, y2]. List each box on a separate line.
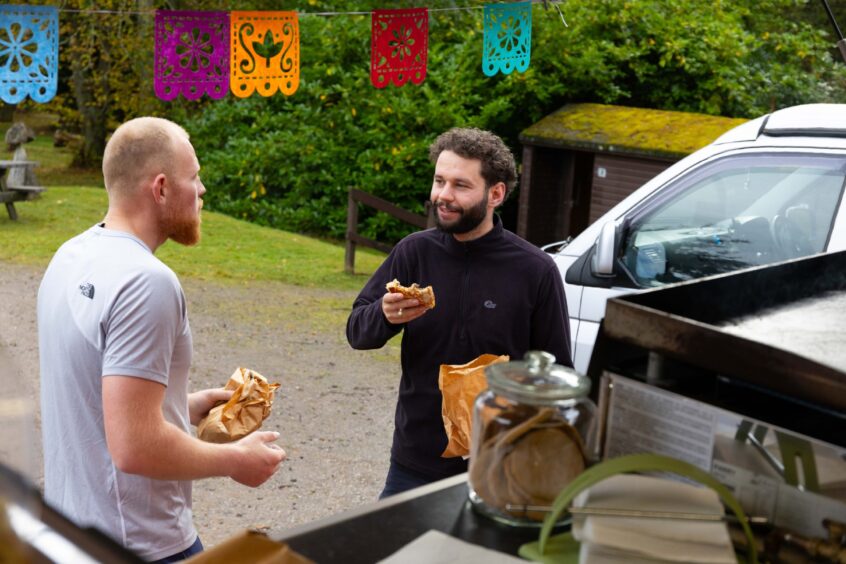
[377, 530, 525, 564]
[601, 372, 846, 539]
[604, 377, 716, 470]
[571, 474, 735, 564]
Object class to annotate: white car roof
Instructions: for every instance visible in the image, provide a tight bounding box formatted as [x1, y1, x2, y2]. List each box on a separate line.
[763, 103, 846, 137]
[557, 103, 846, 258]
[715, 104, 846, 146]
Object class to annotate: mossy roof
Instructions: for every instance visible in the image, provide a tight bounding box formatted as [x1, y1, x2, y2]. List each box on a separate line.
[520, 103, 748, 160]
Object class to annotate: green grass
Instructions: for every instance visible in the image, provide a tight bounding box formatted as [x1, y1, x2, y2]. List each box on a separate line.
[1, 111, 387, 290]
[2, 112, 107, 186]
[1, 186, 386, 290]
[19, 135, 103, 186]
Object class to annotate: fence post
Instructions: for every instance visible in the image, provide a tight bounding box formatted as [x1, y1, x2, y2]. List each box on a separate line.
[425, 200, 436, 228]
[345, 188, 358, 274]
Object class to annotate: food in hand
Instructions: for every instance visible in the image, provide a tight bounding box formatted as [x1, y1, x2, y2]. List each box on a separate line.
[197, 367, 281, 443]
[386, 279, 436, 309]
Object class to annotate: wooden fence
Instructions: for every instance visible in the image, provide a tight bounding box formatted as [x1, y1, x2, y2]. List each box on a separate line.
[345, 187, 435, 274]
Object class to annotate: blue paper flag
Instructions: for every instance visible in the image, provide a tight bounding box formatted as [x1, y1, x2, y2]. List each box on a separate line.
[0, 4, 59, 104]
[482, 2, 532, 77]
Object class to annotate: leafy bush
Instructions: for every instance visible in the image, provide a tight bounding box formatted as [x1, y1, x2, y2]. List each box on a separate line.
[182, 0, 846, 243]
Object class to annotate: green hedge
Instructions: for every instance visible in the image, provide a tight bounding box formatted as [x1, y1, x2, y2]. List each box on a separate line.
[182, 0, 846, 244]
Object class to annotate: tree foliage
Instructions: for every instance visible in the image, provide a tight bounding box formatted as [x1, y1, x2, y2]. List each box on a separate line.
[45, 0, 194, 167]
[32, 0, 846, 240]
[182, 0, 846, 243]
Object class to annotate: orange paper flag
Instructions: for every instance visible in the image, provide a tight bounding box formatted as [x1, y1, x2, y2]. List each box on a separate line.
[230, 11, 299, 98]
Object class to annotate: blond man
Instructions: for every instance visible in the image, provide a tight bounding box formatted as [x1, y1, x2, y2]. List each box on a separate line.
[38, 117, 286, 562]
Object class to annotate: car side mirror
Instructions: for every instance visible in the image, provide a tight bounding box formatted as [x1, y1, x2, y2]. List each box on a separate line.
[591, 221, 616, 277]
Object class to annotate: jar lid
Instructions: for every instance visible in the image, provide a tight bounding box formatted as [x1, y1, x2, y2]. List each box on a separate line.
[485, 350, 590, 404]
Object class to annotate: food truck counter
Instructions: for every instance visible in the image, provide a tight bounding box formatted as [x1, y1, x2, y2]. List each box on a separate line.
[275, 473, 552, 563]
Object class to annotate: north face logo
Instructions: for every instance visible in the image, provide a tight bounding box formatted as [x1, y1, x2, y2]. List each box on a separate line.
[79, 283, 95, 299]
[484, 300, 497, 309]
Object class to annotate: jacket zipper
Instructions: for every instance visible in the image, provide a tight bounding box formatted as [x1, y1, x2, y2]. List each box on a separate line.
[460, 246, 470, 341]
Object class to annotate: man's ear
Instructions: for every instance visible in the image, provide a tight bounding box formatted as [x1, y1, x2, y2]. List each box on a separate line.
[150, 173, 167, 205]
[489, 182, 506, 208]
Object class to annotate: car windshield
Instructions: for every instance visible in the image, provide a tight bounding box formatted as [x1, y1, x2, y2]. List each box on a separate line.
[620, 154, 846, 287]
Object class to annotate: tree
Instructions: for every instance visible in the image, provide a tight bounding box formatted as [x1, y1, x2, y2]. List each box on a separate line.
[51, 0, 158, 167]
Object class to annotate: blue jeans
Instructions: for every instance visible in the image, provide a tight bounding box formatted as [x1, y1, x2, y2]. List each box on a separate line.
[379, 460, 434, 499]
[149, 536, 203, 563]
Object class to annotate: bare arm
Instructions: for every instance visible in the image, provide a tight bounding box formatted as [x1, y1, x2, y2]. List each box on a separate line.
[103, 376, 285, 486]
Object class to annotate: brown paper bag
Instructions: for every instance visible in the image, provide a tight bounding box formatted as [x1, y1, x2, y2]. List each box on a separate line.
[439, 354, 509, 458]
[185, 530, 314, 564]
[197, 367, 281, 443]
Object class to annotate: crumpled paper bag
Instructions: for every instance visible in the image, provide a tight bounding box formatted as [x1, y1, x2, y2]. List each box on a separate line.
[439, 354, 509, 458]
[197, 367, 281, 443]
[185, 530, 314, 564]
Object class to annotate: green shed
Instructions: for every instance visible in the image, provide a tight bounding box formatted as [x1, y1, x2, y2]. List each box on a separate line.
[517, 103, 747, 245]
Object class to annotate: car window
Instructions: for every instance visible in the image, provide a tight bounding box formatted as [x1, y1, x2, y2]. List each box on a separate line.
[620, 154, 846, 287]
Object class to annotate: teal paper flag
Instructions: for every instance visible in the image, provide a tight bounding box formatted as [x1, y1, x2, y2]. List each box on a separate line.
[482, 2, 531, 77]
[0, 4, 58, 103]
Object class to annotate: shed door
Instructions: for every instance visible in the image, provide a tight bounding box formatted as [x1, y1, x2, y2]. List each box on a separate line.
[589, 154, 671, 224]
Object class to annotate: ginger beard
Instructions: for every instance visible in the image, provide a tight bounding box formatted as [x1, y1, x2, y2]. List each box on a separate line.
[435, 188, 489, 235]
[162, 195, 202, 246]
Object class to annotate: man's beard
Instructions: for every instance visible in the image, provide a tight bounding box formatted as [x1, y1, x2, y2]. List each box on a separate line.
[435, 191, 488, 235]
[163, 202, 202, 246]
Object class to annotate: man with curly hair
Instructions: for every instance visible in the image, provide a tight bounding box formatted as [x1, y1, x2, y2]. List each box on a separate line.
[347, 127, 572, 497]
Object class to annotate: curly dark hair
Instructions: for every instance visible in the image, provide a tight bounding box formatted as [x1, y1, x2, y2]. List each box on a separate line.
[428, 127, 518, 196]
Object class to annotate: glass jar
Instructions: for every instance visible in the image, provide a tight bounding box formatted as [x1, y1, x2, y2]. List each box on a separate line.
[468, 350, 597, 527]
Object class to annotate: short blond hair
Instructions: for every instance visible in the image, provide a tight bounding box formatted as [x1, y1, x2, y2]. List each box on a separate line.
[102, 117, 189, 195]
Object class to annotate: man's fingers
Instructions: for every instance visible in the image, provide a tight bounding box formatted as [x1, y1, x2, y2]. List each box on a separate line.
[211, 389, 233, 402]
[256, 431, 281, 443]
[383, 292, 404, 304]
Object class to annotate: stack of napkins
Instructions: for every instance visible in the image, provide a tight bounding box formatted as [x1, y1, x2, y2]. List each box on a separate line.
[572, 474, 736, 563]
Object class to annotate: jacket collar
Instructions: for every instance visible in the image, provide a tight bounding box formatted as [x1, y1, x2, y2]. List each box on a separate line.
[441, 214, 504, 255]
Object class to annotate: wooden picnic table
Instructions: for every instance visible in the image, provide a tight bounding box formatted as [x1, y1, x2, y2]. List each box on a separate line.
[0, 160, 44, 220]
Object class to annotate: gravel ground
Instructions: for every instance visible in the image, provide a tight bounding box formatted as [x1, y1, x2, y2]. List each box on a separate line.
[0, 259, 400, 549]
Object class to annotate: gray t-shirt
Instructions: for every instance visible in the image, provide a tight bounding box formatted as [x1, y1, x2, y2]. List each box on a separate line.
[38, 225, 196, 560]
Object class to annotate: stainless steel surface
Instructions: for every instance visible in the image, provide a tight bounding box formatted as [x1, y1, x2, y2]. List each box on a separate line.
[599, 250, 846, 413]
[721, 290, 846, 373]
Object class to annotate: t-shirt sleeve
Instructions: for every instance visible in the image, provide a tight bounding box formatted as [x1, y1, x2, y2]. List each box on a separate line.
[102, 269, 185, 385]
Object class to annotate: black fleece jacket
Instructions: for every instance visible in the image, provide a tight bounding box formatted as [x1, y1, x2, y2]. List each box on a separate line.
[346, 217, 572, 480]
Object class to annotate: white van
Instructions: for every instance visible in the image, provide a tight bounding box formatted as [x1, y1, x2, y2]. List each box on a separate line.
[550, 104, 846, 373]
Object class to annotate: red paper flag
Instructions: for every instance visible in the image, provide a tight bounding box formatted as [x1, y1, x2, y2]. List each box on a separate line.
[370, 8, 428, 89]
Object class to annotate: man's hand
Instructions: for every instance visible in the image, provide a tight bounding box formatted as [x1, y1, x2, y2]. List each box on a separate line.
[382, 292, 427, 325]
[188, 387, 233, 425]
[229, 431, 287, 487]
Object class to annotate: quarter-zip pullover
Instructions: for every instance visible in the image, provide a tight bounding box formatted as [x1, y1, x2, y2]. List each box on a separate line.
[347, 217, 572, 479]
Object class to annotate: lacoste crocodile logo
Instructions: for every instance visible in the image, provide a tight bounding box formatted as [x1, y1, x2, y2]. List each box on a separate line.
[79, 283, 95, 299]
[484, 300, 497, 309]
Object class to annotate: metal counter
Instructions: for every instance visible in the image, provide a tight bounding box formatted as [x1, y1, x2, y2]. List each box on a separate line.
[589, 249, 846, 447]
[275, 473, 553, 563]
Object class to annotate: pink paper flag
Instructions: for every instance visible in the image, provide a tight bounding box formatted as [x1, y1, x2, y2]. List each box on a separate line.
[154, 11, 230, 101]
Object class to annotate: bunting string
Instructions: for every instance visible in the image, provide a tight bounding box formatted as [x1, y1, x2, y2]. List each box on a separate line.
[0, 1, 568, 104]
